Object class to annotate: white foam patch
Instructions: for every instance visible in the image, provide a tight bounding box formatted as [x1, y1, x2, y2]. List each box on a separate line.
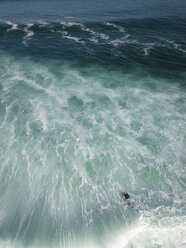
[61, 31, 85, 44]
[0, 20, 18, 31]
[38, 20, 49, 25]
[106, 215, 186, 248]
[81, 26, 109, 41]
[160, 38, 186, 53]
[110, 36, 138, 47]
[105, 22, 125, 33]
[0, 100, 16, 129]
[38, 109, 48, 131]
[143, 43, 155, 56]
[0, 240, 24, 248]
[23, 24, 34, 46]
[7, 21, 18, 32]
[60, 21, 84, 28]
[89, 37, 99, 44]
[38, 20, 49, 27]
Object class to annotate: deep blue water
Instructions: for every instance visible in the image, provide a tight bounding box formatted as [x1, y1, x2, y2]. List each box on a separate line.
[0, 0, 186, 74]
[0, 0, 186, 22]
[0, 1, 186, 248]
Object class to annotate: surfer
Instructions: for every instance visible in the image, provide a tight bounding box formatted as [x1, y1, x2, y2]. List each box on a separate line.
[124, 192, 130, 200]
[123, 192, 134, 207]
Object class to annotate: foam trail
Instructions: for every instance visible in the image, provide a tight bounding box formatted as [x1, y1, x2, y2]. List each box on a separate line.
[143, 43, 155, 56]
[89, 36, 99, 44]
[61, 31, 85, 44]
[105, 22, 125, 33]
[0, 20, 18, 31]
[60, 21, 84, 28]
[110, 36, 138, 47]
[59, 21, 108, 42]
[38, 20, 49, 27]
[78, 25, 109, 41]
[159, 38, 186, 53]
[23, 24, 34, 46]
[7, 21, 18, 31]
[38, 20, 49, 25]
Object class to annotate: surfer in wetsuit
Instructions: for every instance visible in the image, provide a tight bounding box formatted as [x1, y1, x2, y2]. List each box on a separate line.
[124, 192, 130, 200]
[123, 192, 133, 207]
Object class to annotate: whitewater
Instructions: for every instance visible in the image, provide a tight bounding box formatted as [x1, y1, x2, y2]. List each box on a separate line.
[0, 0, 186, 247]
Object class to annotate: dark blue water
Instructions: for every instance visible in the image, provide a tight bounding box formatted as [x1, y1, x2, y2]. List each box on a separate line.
[1, 0, 186, 22]
[0, 1, 186, 248]
[0, 0, 186, 73]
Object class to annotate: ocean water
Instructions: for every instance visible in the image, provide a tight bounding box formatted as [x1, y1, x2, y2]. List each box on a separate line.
[0, 0, 186, 247]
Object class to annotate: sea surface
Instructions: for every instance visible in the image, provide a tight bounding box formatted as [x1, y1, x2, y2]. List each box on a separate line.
[0, 0, 186, 247]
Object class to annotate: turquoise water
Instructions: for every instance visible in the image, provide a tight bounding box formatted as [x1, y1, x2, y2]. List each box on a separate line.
[0, 1, 186, 247]
[0, 51, 185, 247]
